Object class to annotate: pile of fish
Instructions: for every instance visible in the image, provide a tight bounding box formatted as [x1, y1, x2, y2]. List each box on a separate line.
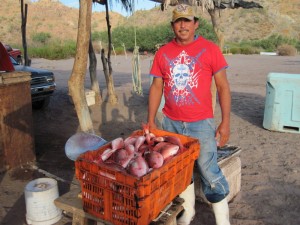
[87, 124, 186, 178]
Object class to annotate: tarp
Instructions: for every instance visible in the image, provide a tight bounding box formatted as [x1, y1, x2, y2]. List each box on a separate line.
[0, 42, 15, 72]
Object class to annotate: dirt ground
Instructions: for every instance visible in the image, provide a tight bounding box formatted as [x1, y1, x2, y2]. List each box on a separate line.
[1, 53, 300, 225]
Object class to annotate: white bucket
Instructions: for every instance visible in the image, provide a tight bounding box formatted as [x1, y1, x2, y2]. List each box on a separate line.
[24, 178, 62, 225]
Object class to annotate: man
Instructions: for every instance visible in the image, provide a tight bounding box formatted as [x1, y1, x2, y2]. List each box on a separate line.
[147, 4, 231, 225]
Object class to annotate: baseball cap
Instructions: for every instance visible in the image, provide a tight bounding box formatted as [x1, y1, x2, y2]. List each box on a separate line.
[172, 4, 198, 22]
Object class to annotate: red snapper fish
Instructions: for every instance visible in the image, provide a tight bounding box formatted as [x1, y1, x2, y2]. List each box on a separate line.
[101, 137, 125, 161]
[142, 123, 156, 145]
[113, 144, 135, 168]
[134, 135, 146, 151]
[124, 136, 137, 147]
[142, 123, 150, 134]
[152, 142, 170, 152]
[152, 136, 165, 143]
[137, 144, 150, 155]
[112, 137, 125, 150]
[127, 155, 149, 177]
[100, 137, 126, 162]
[159, 143, 180, 160]
[100, 148, 116, 161]
[163, 136, 184, 151]
[144, 151, 164, 169]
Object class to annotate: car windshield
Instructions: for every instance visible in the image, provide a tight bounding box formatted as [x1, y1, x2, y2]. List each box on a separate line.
[9, 55, 19, 65]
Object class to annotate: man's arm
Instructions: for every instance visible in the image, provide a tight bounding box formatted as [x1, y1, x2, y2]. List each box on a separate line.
[214, 69, 231, 147]
[148, 77, 164, 130]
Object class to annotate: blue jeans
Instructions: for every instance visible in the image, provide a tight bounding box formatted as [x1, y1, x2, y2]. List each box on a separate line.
[162, 116, 229, 203]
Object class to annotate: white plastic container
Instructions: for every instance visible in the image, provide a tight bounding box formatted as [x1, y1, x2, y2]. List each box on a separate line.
[24, 178, 62, 225]
[263, 73, 300, 133]
[69, 89, 96, 106]
[85, 89, 96, 106]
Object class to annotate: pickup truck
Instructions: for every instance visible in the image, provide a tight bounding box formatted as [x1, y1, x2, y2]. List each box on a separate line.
[9, 55, 56, 109]
[1, 42, 56, 109]
[0, 41, 56, 109]
[4, 44, 23, 65]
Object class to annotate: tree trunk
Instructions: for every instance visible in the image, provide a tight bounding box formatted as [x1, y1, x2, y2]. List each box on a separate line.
[208, 8, 225, 51]
[68, 0, 94, 133]
[20, 0, 30, 66]
[100, 49, 117, 104]
[208, 8, 225, 114]
[102, 1, 118, 104]
[89, 34, 102, 104]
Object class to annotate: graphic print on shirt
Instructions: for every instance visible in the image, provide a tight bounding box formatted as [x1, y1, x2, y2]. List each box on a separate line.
[164, 50, 204, 107]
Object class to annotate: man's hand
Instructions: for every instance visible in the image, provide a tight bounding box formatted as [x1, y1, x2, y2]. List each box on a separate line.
[148, 122, 158, 131]
[215, 122, 230, 147]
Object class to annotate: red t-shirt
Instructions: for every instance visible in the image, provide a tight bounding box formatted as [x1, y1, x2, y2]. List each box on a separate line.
[150, 36, 228, 122]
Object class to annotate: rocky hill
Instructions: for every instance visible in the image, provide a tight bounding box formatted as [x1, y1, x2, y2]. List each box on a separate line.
[0, 0, 125, 45]
[0, 0, 299, 46]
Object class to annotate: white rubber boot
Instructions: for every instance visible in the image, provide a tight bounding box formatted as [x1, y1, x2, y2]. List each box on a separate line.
[177, 182, 196, 225]
[212, 198, 230, 225]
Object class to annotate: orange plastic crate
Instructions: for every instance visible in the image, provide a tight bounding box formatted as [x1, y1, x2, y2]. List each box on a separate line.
[75, 129, 200, 225]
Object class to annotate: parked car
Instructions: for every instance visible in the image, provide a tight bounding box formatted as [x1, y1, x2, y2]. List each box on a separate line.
[4, 44, 23, 65]
[10, 55, 56, 109]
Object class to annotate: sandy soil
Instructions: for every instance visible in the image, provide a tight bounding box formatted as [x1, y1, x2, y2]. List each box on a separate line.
[1, 53, 300, 225]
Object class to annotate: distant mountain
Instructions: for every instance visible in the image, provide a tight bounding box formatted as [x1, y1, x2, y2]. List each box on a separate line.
[0, 0, 125, 45]
[1, 0, 299, 46]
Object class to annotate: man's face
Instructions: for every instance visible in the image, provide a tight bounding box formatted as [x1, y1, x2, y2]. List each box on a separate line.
[172, 18, 199, 45]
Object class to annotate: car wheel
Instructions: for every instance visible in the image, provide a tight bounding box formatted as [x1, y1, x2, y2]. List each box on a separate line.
[32, 97, 50, 110]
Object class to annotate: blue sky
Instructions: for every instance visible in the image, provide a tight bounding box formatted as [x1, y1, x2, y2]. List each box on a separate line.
[59, 0, 158, 16]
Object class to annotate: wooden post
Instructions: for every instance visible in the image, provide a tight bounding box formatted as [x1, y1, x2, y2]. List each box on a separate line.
[21, 0, 30, 66]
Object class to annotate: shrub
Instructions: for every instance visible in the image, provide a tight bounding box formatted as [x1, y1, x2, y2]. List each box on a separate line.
[277, 44, 297, 56]
[225, 34, 300, 55]
[296, 42, 300, 52]
[91, 31, 103, 42]
[239, 46, 256, 55]
[27, 40, 76, 59]
[32, 32, 51, 44]
[95, 18, 217, 54]
[251, 34, 298, 52]
[230, 47, 241, 54]
[196, 18, 217, 43]
[113, 47, 125, 55]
